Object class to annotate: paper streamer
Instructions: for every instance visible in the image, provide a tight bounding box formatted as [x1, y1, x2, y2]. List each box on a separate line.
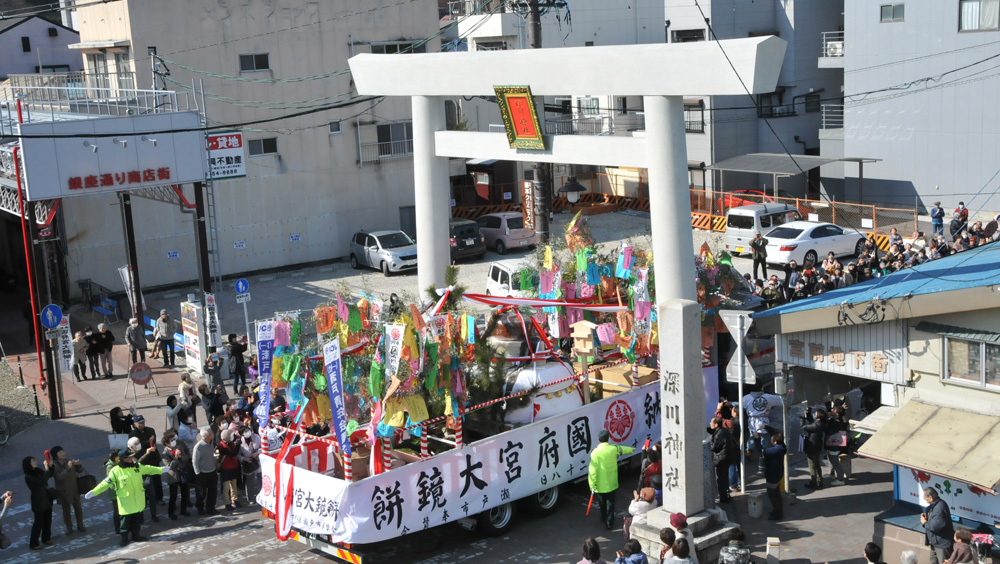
[596, 323, 616, 345]
[586, 263, 600, 286]
[274, 321, 292, 347]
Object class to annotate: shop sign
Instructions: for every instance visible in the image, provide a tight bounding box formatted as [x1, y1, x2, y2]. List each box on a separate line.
[776, 321, 907, 384]
[896, 466, 1000, 524]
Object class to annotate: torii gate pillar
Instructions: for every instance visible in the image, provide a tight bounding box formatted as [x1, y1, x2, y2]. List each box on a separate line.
[411, 95, 451, 294]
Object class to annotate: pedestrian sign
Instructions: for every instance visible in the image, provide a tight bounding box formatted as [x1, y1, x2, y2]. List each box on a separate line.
[235, 278, 250, 294]
[41, 304, 62, 330]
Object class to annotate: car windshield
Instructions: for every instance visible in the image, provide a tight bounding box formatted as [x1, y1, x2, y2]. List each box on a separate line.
[766, 227, 803, 239]
[507, 216, 524, 230]
[727, 215, 755, 229]
[378, 232, 413, 249]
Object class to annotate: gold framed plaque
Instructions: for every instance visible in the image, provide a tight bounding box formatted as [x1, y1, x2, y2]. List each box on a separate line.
[494, 85, 545, 150]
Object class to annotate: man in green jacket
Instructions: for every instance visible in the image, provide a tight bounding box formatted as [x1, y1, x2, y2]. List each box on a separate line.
[85, 448, 167, 547]
[588, 429, 634, 530]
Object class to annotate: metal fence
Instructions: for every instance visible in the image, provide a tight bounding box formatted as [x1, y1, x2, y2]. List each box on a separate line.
[822, 104, 844, 129]
[821, 31, 845, 58]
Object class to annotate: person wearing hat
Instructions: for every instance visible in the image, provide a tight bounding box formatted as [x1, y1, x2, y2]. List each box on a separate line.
[669, 512, 699, 564]
[931, 201, 945, 237]
[588, 429, 635, 530]
[154, 309, 176, 367]
[85, 448, 168, 547]
[128, 415, 164, 521]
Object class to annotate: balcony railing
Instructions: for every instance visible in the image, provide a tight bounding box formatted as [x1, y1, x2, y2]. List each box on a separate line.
[359, 139, 414, 165]
[822, 104, 844, 129]
[758, 104, 797, 118]
[544, 115, 612, 136]
[447, 0, 508, 17]
[822, 31, 845, 58]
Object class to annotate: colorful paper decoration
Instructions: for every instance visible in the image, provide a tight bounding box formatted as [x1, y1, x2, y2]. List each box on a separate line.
[596, 323, 616, 345]
[586, 263, 600, 286]
[274, 321, 291, 347]
[544, 245, 553, 269]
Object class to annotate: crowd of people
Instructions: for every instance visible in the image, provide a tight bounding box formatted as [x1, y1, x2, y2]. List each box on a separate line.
[17, 329, 272, 551]
[753, 212, 998, 308]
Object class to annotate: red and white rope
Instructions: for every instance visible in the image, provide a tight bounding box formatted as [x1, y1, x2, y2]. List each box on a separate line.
[463, 293, 629, 312]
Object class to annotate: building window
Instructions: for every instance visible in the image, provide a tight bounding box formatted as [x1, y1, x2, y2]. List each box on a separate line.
[329, 121, 342, 135]
[945, 337, 1000, 387]
[370, 42, 426, 54]
[577, 97, 599, 115]
[758, 91, 783, 117]
[248, 137, 278, 156]
[804, 93, 822, 113]
[239, 53, 270, 72]
[21, 37, 31, 52]
[960, 0, 1000, 31]
[684, 103, 705, 133]
[359, 121, 414, 164]
[880, 3, 905, 22]
[672, 29, 706, 42]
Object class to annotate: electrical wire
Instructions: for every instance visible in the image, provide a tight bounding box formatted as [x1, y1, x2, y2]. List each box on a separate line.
[0, 0, 122, 20]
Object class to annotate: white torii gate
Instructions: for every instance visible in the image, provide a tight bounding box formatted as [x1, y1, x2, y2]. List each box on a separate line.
[350, 37, 785, 522]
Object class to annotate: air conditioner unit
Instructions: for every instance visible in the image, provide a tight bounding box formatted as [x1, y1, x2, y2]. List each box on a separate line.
[827, 41, 844, 57]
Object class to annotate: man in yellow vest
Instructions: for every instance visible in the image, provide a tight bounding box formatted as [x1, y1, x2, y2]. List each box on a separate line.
[85, 448, 167, 547]
[588, 429, 635, 530]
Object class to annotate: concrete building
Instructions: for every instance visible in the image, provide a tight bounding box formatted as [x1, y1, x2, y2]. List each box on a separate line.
[22, 0, 441, 299]
[755, 244, 1000, 562]
[0, 15, 81, 79]
[667, 0, 845, 195]
[819, 1, 1000, 211]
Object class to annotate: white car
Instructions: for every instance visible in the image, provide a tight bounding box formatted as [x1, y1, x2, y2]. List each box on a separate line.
[763, 221, 867, 266]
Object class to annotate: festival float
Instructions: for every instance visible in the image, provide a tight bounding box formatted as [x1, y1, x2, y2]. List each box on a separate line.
[255, 213, 758, 562]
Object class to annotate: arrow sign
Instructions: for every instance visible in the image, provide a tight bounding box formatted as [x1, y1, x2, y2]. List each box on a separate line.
[40, 304, 63, 330]
[235, 278, 250, 294]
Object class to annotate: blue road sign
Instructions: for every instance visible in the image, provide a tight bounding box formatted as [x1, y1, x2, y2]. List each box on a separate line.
[235, 278, 250, 294]
[41, 304, 63, 330]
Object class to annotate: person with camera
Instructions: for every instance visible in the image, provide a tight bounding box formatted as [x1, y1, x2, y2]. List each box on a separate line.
[0, 490, 13, 550]
[226, 334, 249, 396]
[161, 429, 192, 520]
[129, 415, 164, 520]
[50, 446, 86, 536]
[22, 455, 55, 550]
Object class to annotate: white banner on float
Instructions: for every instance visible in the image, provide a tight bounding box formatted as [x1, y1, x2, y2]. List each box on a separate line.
[258, 383, 661, 543]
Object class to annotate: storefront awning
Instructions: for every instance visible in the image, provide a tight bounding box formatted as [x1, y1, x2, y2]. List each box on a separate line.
[858, 400, 1000, 493]
[706, 153, 842, 176]
[914, 322, 1000, 343]
[849, 405, 899, 435]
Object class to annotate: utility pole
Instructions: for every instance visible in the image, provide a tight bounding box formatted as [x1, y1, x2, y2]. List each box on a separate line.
[526, 0, 552, 243]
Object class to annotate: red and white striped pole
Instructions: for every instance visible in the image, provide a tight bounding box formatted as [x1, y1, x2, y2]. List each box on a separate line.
[382, 437, 391, 471]
[261, 431, 269, 454]
[631, 363, 639, 387]
[344, 452, 353, 481]
[455, 407, 464, 449]
[420, 430, 429, 458]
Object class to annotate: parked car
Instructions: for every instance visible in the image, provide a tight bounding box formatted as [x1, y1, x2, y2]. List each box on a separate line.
[476, 211, 540, 254]
[725, 203, 802, 257]
[718, 189, 815, 217]
[449, 218, 486, 261]
[349, 230, 418, 276]
[485, 259, 534, 298]
[763, 221, 867, 266]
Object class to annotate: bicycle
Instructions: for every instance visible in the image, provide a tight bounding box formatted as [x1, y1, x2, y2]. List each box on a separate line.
[0, 409, 9, 445]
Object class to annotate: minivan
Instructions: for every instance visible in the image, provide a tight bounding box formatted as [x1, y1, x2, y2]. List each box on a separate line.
[449, 218, 486, 261]
[485, 259, 534, 298]
[724, 203, 802, 256]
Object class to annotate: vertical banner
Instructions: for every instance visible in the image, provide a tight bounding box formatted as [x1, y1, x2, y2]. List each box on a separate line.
[204, 293, 222, 348]
[384, 323, 405, 377]
[117, 265, 146, 314]
[323, 339, 351, 457]
[253, 320, 276, 428]
[521, 180, 535, 231]
[57, 315, 72, 373]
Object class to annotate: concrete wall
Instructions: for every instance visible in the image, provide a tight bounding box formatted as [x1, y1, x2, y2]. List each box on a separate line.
[904, 309, 1000, 417]
[843, 0, 1000, 209]
[0, 17, 82, 79]
[63, 0, 440, 295]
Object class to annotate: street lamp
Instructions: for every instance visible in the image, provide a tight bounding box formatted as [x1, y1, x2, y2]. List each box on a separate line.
[558, 176, 586, 204]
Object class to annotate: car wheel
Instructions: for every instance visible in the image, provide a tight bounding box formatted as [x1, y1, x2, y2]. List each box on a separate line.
[350, 254, 359, 269]
[524, 485, 560, 516]
[477, 502, 515, 536]
[381, 261, 391, 277]
[855, 239, 866, 258]
[496, 241, 506, 255]
[804, 250, 818, 266]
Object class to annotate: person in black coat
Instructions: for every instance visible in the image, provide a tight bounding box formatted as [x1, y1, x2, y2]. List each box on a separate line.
[921, 487, 955, 564]
[129, 415, 164, 515]
[226, 334, 249, 396]
[763, 433, 787, 520]
[709, 417, 735, 503]
[109, 406, 134, 435]
[84, 327, 102, 380]
[801, 406, 827, 490]
[23, 456, 55, 550]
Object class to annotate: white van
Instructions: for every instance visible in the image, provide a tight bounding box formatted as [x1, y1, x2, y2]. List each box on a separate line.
[485, 259, 533, 298]
[724, 203, 802, 256]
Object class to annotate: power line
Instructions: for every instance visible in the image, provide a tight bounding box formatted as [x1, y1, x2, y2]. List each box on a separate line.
[0, 0, 122, 20]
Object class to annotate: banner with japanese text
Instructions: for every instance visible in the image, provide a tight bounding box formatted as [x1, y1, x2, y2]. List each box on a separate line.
[204, 293, 222, 348]
[323, 339, 351, 457]
[253, 320, 275, 428]
[258, 383, 660, 543]
[57, 316, 72, 373]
